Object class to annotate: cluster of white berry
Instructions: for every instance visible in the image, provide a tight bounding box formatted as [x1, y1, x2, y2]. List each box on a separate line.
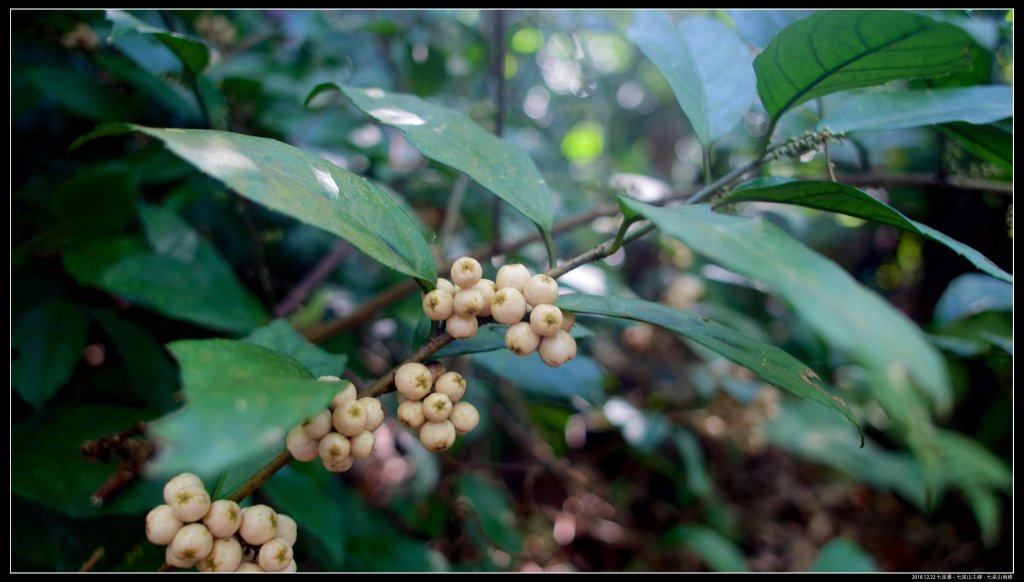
[422, 258, 577, 367]
[394, 362, 480, 452]
[145, 473, 298, 572]
[285, 376, 384, 473]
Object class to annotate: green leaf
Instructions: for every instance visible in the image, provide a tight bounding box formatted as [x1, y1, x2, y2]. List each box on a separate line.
[332, 84, 554, 233]
[728, 10, 812, 49]
[106, 10, 210, 76]
[660, 525, 748, 572]
[939, 122, 1013, 172]
[557, 293, 861, 438]
[93, 310, 178, 410]
[961, 485, 1002, 549]
[628, 11, 756, 145]
[73, 124, 437, 286]
[754, 11, 974, 119]
[933, 274, 1013, 327]
[146, 340, 342, 480]
[810, 538, 878, 572]
[12, 301, 89, 408]
[672, 430, 711, 498]
[262, 464, 347, 567]
[819, 86, 1012, 133]
[937, 430, 1011, 492]
[12, 404, 162, 518]
[244, 319, 348, 377]
[719, 178, 1012, 283]
[28, 65, 135, 122]
[473, 349, 605, 406]
[456, 473, 524, 553]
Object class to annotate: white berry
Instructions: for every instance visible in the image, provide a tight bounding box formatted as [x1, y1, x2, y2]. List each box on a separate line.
[451, 257, 483, 289]
[539, 330, 577, 367]
[238, 504, 278, 546]
[203, 499, 242, 538]
[286, 425, 320, 462]
[435, 277, 457, 294]
[398, 400, 426, 429]
[322, 454, 355, 473]
[419, 420, 457, 452]
[163, 472, 203, 505]
[434, 371, 467, 403]
[319, 431, 351, 464]
[258, 538, 294, 572]
[446, 313, 478, 339]
[496, 263, 531, 292]
[561, 310, 576, 332]
[423, 392, 453, 422]
[276, 513, 298, 546]
[169, 484, 211, 523]
[145, 504, 183, 545]
[422, 289, 455, 321]
[332, 400, 367, 437]
[505, 322, 541, 356]
[490, 287, 528, 325]
[395, 362, 432, 401]
[235, 562, 265, 572]
[523, 274, 559, 306]
[170, 522, 214, 563]
[329, 383, 357, 410]
[451, 401, 481, 435]
[453, 288, 484, 316]
[473, 279, 496, 317]
[358, 396, 385, 431]
[350, 430, 376, 458]
[530, 304, 564, 337]
[301, 408, 333, 440]
[165, 544, 196, 569]
[282, 560, 298, 573]
[197, 536, 242, 573]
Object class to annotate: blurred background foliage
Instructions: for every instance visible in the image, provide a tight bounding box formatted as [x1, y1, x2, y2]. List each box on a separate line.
[11, 9, 1012, 572]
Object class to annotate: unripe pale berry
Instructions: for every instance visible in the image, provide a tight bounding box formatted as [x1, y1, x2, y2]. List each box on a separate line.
[395, 362, 433, 401]
[523, 274, 559, 306]
[238, 504, 278, 546]
[490, 287, 528, 325]
[451, 257, 483, 289]
[258, 538, 294, 572]
[235, 562, 265, 572]
[359, 396, 385, 432]
[350, 430, 376, 458]
[423, 392, 454, 422]
[322, 454, 355, 473]
[165, 544, 197, 569]
[422, 289, 454, 321]
[530, 304, 564, 337]
[203, 499, 242, 538]
[434, 371, 467, 403]
[169, 484, 212, 523]
[539, 330, 577, 367]
[286, 425, 320, 462]
[146, 504, 183, 545]
[329, 383, 357, 410]
[419, 420, 457, 452]
[451, 401, 481, 435]
[505, 322, 541, 356]
[197, 536, 242, 573]
[435, 277, 457, 294]
[170, 523, 214, 563]
[276, 513, 298, 546]
[473, 279, 496, 317]
[446, 313, 478, 339]
[332, 399, 368, 437]
[397, 400, 426, 429]
[301, 408, 333, 440]
[495, 263, 531, 292]
[282, 560, 298, 573]
[561, 311, 576, 332]
[453, 288, 484, 316]
[163, 472, 203, 505]
[319, 431, 351, 464]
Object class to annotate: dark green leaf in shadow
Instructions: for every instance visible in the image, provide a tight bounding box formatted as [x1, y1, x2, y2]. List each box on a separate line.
[244, 319, 348, 377]
[106, 10, 210, 76]
[456, 473, 524, 554]
[810, 538, 878, 572]
[12, 301, 89, 409]
[660, 525, 748, 572]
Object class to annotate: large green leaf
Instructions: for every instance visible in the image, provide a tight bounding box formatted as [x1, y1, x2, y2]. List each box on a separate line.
[106, 10, 210, 76]
[719, 178, 1012, 283]
[473, 349, 605, 406]
[64, 205, 269, 334]
[262, 464, 347, 567]
[810, 538, 878, 572]
[628, 11, 756, 145]
[11, 404, 163, 518]
[146, 340, 340, 479]
[456, 474, 524, 554]
[660, 525, 747, 572]
[434, 323, 593, 358]
[820, 86, 1013, 133]
[244, 319, 348, 377]
[321, 83, 553, 233]
[557, 293, 860, 437]
[93, 310, 178, 410]
[939, 121, 1013, 172]
[12, 301, 89, 408]
[754, 11, 974, 119]
[72, 124, 437, 286]
[934, 274, 1013, 327]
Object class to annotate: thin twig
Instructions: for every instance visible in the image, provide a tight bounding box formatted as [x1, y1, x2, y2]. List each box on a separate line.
[342, 367, 367, 393]
[78, 547, 105, 573]
[438, 174, 471, 257]
[361, 332, 457, 398]
[274, 240, 350, 317]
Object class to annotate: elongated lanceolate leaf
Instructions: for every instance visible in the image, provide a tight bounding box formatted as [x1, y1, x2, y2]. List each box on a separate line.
[720, 178, 1012, 283]
[754, 11, 974, 119]
[106, 10, 210, 76]
[820, 86, 1013, 133]
[12, 301, 89, 408]
[72, 124, 436, 286]
[628, 11, 756, 145]
[660, 525, 748, 572]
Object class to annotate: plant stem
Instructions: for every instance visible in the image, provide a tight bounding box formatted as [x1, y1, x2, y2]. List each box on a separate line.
[274, 240, 350, 318]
